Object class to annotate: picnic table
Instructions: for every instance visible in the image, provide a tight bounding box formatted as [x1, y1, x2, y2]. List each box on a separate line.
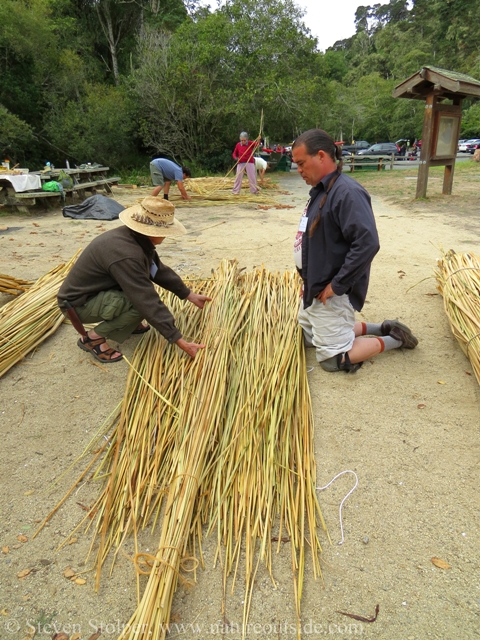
[0, 166, 120, 212]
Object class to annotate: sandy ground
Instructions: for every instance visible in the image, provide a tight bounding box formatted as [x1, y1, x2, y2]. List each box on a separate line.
[0, 172, 479, 640]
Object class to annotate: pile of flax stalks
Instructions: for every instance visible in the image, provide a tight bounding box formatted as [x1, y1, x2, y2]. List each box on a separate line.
[0, 255, 79, 378]
[35, 260, 326, 639]
[184, 176, 279, 193]
[435, 250, 480, 385]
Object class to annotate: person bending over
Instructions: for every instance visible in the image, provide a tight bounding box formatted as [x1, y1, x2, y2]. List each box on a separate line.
[58, 197, 210, 363]
[150, 157, 191, 201]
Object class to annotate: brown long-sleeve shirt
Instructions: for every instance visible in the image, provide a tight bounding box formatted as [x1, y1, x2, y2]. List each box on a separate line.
[58, 226, 190, 343]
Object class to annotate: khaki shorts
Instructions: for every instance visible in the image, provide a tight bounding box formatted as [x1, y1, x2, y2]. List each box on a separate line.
[150, 162, 165, 187]
[298, 294, 356, 362]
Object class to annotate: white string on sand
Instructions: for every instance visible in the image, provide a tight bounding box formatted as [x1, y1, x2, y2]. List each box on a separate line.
[316, 470, 359, 545]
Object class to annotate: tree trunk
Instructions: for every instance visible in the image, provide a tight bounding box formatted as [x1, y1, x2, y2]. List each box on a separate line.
[96, 1, 120, 86]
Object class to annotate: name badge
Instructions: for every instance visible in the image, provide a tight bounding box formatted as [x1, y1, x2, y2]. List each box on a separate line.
[298, 216, 308, 233]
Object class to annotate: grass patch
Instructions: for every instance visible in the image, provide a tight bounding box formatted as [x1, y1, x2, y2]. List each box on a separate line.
[348, 159, 480, 221]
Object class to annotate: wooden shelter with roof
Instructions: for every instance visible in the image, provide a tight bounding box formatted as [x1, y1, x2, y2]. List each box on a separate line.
[393, 66, 480, 198]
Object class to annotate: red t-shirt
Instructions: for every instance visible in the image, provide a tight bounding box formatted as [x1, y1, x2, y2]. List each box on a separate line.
[232, 141, 257, 163]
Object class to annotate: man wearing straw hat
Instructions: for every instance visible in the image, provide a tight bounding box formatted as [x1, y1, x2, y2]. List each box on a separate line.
[58, 197, 211, 363]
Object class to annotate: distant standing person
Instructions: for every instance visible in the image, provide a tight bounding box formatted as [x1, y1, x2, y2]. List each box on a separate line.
[254, 156, 268, 183]
[232, 132, 259, 195]
[150, 157, 191, 200]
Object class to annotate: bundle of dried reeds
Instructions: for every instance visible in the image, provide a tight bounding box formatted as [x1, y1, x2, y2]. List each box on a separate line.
[0, 274, 32, 296]
[36, 261, 325, 638]
[125, 176, 282, 209]
[0, 254, 79, 378]
[435, 250, 480, 384]
[131, 192, 281, 208]
[184, 176, 279, 194]
[173, 193, 280, 207]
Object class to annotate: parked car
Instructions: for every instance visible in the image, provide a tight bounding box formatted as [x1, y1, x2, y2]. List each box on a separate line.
[356, 143, 400, 156]
[341, 140, 370, 153]
[457, 139, 468, 150]
[459, 138, 480, 153]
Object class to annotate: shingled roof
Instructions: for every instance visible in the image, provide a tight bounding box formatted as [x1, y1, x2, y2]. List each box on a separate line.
[393, 66, 480, 100]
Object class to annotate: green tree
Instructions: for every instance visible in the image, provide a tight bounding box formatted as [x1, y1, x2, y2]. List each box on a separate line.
[0, 0, 57, 126]
[132, 0, 323, 164]
[461, 103, 480, 138]
[0, 106, 35, 163]
[45, 84, 137, 168]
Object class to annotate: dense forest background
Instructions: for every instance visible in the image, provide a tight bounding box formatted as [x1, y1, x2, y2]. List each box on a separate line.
[1, 0, 480, 172]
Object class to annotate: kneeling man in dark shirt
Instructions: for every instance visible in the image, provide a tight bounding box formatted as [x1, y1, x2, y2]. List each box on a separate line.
[292, 129, 418, 373]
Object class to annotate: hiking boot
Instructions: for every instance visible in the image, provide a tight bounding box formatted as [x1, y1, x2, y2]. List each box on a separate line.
[388, 320, 418, 349]
[380, 318, 413, 336]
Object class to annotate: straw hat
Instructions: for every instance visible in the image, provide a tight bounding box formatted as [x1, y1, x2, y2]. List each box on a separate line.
[119, 197, 186, 237]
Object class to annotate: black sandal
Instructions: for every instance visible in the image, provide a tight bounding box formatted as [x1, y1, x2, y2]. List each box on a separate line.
[77, 335, 123, 363]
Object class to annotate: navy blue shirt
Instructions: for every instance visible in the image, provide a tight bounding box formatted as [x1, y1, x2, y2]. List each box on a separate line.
[300, 171, 380, 311]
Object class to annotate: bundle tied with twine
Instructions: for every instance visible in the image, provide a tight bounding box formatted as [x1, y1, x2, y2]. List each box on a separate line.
[435, 250, 480, 384]
[0, 253, 80, 379]
[35, 260, 326, 640]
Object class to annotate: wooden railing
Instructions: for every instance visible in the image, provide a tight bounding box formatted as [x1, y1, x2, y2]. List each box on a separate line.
[343, 154, 420, 172]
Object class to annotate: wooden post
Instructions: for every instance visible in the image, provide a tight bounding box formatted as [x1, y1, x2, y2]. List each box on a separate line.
[416, 94, 436, 198]
[443, 163, 455, 195]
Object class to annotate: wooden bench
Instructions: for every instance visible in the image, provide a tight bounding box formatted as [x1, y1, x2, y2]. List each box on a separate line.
[0, 176, 121, 211]
[71, 177, 120, 189]
[69, 177, 120, 197]
[343, 155, 392, 172]
[15, 191, 61, 200]
[7, 190, 62, 212]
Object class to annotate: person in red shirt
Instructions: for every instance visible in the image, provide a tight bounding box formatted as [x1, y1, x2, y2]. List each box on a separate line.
[232, 132, 259, 195]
